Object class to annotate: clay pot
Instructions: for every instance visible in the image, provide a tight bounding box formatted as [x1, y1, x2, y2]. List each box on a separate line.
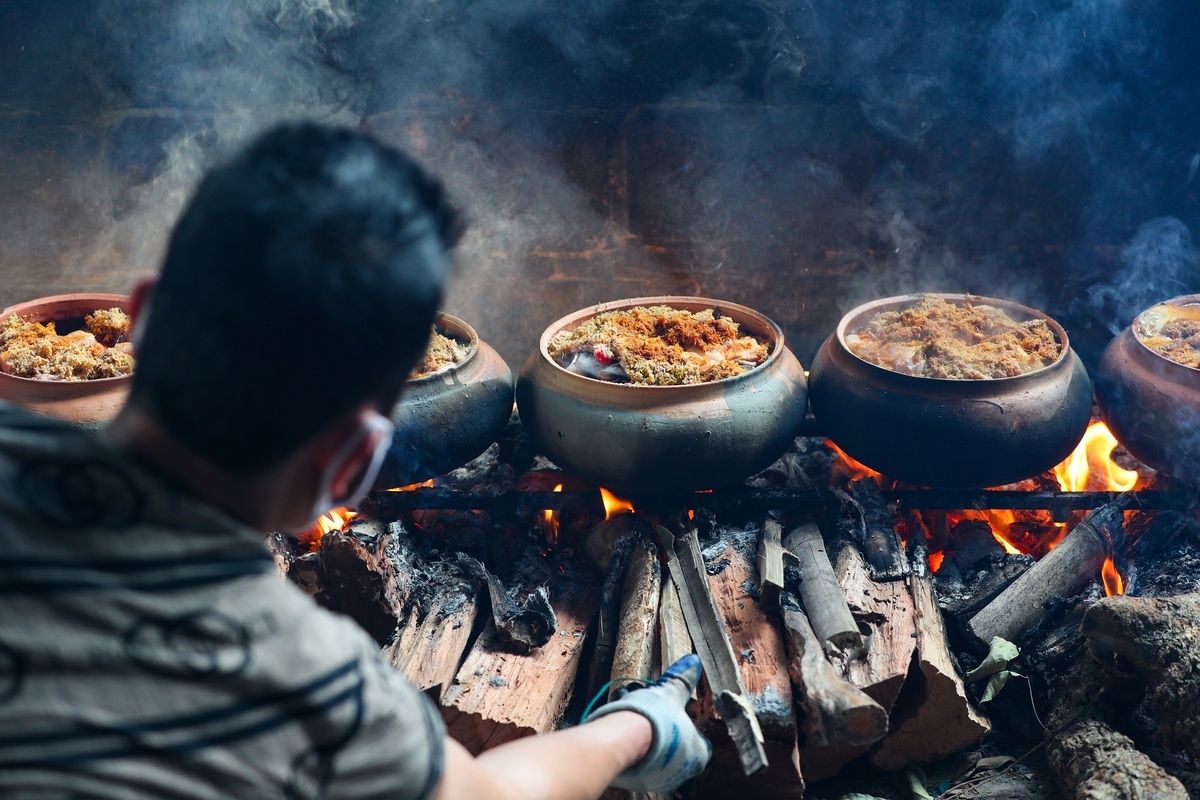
[1095, 294, 1200, 483]
[515, 296, 809, 494]
[0, 293, 133, 426]
[372, 312, 514, 489]
[807, 293, 1093, 488]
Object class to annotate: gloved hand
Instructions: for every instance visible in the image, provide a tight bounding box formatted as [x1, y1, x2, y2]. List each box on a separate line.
[584, 654, 711, 792]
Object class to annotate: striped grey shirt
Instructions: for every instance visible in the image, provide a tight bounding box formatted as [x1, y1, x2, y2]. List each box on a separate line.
[0, 403, 444, 799]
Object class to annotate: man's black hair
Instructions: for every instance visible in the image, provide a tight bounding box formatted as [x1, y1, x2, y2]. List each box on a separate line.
[129, 122, 462, 473]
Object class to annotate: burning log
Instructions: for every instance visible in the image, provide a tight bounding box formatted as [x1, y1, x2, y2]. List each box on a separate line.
[966, 493, 1134, 646]
[686, 532, 803, 798]
[1080, 593, 1200, 760]
[283, 519, 410, 645]
[784, 521, 862, 652]
[657, 524, 770, 780]
[440, 548, 599, 753]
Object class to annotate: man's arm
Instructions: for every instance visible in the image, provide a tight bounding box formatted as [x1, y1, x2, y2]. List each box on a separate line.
[431, 711, 652, 800]
[429, 655, 710, 800]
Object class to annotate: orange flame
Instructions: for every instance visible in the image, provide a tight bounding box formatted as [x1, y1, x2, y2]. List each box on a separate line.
[386, 479, 436, 492]
[542, 484, 564, 544]
[599, 487, 635, 520]
[317, 507, 356, 534]
[1101, 555, 1125, 596]
[826, 440, 882, 485]
[928, 551, 945, 572]
[1053, 421, 1139, 493]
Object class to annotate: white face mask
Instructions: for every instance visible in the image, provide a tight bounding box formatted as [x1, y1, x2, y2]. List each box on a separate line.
[307, 410, 395, 524]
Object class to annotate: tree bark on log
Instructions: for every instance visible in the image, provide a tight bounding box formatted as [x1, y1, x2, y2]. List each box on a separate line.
[1081, 593, 1200, 760]
[1046, 718, 1189, 800]
[609, 538, 661, 697]
[785, 522, 862, 652]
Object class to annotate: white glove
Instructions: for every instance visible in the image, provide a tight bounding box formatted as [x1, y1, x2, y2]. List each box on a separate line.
[584, 654, 711, 792]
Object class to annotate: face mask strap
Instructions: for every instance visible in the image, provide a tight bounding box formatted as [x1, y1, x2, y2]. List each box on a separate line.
[309, 410, 395, 522]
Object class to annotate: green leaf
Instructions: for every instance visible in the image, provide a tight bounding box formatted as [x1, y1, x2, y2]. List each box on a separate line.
[965, 637, 1020, 684]
[906, 767, 937, 799]
[978, 670, 1026, 703]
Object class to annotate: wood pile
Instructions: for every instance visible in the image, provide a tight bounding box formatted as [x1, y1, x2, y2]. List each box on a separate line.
[273, 475, 1001, 795]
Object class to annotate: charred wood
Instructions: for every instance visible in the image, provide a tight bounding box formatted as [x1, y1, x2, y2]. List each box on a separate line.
[833, 478, 909, 581]
[608, 538, 662, 698]
[1046, 718, 1188, 799]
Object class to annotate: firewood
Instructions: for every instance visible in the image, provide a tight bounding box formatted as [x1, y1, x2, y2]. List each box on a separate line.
[440, 555, 599, 754]
[797, 541, 916, 781]
[692, 537, 803, 799]
[657, 524, 770, 780]
[382, 551, 485, 700]
[1046, 718, 1188, 800]
[834, 478, 909, 581]
[757, 517, 786, 609]
[780, 606, 887, 749]
[658, 577, 693, 677]
[829, 542, 915, 713]
[609, 538, 662, 697]
[784, 522, 862, 652]
[385, 594, 480, 701]
[869, 565, 990, 770]
[1081, 593, 1200, 760]
[967, 494, 1133, 646]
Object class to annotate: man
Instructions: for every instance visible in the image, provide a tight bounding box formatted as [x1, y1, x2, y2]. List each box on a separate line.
[0, 123, 708, 798]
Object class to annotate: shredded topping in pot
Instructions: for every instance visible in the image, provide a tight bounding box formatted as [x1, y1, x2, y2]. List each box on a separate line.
[1134, 303, 1200, 369]
[547, 305, 771, 385]
[0, 308, 135, 381]
[410, 329, 471, 379]
[845, 295, 1061, 379]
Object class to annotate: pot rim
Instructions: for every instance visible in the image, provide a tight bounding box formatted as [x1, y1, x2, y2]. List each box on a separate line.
[406, 310, 481, 385]
[534, 295, 788, 390]
[834, 292, 1074, 385]
[0, 293, 133, 385]
[1130, 293, 1200, 373]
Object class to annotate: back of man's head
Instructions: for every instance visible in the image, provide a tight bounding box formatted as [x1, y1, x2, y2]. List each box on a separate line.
[130, 123, 461, 474]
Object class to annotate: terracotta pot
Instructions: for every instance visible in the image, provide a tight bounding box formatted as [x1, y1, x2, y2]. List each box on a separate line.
[372, 312, 514, 489]
[1095, 294, 1200, 483]
[515, 296, 809, 494]
[0, 293, 133, 426]
[808, 293, 1093, 488]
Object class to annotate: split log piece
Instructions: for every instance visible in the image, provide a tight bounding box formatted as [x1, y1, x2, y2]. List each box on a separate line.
[799, 541, 916, 781]
[780, 606, 887, 748]
[608, 538, 662, 698]
[870, 555, 990, 770]
[1045, 718, 1188, 800]
[1081, 592, 1200, 760]
[657, 575, 693, 682]
[385, 593, 480, 701]
[833, 478, 909, 581]
[757, 517, 786, 610]
[693, 537, 803, 798]
[967, 493, 1134, 646]
[440, 556, 599, 754]
[657, 524, 769, 779]
[784, 522, 862, 652]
